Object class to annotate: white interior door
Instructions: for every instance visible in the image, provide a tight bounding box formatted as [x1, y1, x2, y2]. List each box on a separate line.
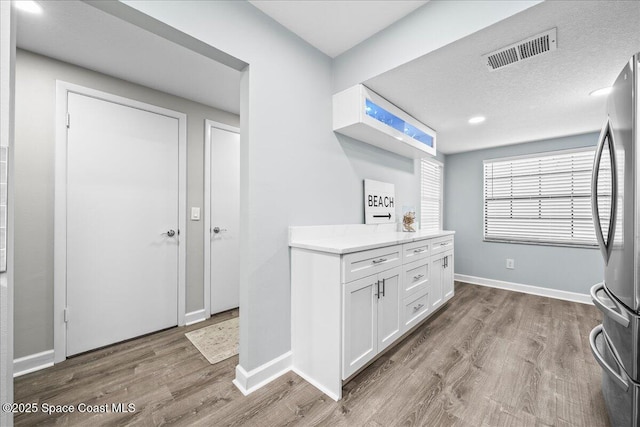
[66, 92, 179, 356]
[210, 126, 240, 314]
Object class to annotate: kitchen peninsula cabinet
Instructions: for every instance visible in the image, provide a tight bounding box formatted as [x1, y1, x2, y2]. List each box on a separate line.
[289, 225, 454, 400]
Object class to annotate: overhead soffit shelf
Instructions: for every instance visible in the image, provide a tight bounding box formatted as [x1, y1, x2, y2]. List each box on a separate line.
[332, 84, 436, 159]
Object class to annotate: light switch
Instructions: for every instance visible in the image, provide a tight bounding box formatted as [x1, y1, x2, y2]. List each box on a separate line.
[190, 207, 201, 221]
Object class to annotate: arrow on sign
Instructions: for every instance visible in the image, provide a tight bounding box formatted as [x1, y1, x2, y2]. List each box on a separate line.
[374, 213, 392, 219]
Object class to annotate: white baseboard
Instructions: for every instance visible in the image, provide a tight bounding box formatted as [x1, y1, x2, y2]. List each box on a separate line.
[291, 367, 340, 401]
[233, 351, 292, 396]
[185, 309, 207, 326]
[455, 274, 592, 305]
[14, 349, 54, 377]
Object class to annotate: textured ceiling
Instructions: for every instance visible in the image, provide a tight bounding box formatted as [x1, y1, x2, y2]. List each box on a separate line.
[365, 1, 640, 154]
[15, 1, 640, 155]
[16, 0, 242, 114]
[249, 0, 428, 58]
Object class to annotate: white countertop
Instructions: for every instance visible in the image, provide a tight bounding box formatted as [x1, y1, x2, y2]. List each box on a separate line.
[289, 225, 454, 254]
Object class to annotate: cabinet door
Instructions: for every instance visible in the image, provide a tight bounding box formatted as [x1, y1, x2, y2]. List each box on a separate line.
[343, 275, 378, 379]
[377, 266, 402, 353]
[443, 250, 454, 301]
[430, 255, 443, 309]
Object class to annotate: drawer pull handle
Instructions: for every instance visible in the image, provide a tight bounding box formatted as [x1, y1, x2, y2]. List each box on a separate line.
[440, 242, 448, 246]
[413, 248, 425, 253]
[413, 303, 424, 312]
[413, 274, 424, 281]
[590, 325, 629, 391]
[372, 258, 387, 264]
[591, 282, 630, 327]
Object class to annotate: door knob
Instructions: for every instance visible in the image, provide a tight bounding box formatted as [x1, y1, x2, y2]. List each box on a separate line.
[165, 229, 176, 237]
[212, 227, 227, 234]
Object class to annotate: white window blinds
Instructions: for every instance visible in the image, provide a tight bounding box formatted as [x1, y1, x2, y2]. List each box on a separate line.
[421, 159, 443, 232]
[483, 148, 600, 247]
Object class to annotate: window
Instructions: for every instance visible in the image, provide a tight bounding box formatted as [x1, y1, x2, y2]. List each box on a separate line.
[483, 147, 601, 247]
[421, 158, 443, 232]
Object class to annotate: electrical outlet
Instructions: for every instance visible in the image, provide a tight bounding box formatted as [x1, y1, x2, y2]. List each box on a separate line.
[506, 258, 515, 269]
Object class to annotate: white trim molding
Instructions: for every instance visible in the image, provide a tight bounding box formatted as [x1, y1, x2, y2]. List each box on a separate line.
[232, 351, 292, 396]
[185, 309, 207, 326]
[455, 274, 592, 305]
[13, 350, 54, 378]
[291, 368, 340, 401]
[0, 1, 15, 421]
[203, 120, 240, 318]
[54, 81, 188, 364]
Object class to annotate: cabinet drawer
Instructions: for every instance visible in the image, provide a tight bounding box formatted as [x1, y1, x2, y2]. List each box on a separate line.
[402, 259, 428, 298]
[403, 289, 430, 332]
[343, 245, 402, 283]
[431, 236, 453, 256]
[403, 240, 430, 263]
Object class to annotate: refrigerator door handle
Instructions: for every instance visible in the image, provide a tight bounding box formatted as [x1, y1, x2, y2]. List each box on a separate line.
[590, 282, 630, 328]
[590, 324, 629, 392]
[591, 117, 618, 264]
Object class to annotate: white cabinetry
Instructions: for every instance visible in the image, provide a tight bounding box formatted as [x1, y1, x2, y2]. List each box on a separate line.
[376, 267, 402, 353]
[443, 251, 454, 300]
[343, 266, 401, 379]
[333, 84, 437, 158]
[402, 287, 431, 332]
[429, 255, 443, 309]
[430, 236, 455, 309]
[402, 258, 429, 297]
[343, 244, 402, 283]
[290, 227, 454, 401]
[343, 276, 377, 378]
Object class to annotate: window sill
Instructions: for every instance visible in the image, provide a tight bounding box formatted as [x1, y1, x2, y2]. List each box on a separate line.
[483, 238, 599, 249]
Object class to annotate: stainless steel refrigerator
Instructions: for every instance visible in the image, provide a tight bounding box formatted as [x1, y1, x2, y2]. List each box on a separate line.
[590, 53, 640, 427]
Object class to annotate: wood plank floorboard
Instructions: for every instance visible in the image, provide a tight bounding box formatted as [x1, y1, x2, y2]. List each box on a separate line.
[14, 284, 609, 426]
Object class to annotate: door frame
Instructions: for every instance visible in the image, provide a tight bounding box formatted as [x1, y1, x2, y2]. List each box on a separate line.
[53, 81, 188, 363]
[203, 119, 240, 317]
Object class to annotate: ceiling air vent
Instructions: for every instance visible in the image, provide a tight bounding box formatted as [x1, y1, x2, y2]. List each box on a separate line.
[482, 28, 557, 71]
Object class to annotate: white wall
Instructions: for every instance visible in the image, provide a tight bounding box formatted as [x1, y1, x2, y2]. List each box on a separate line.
[2, 0, 608, 405]
[123, 0, 347, 371]
[119, 0, 444, 373]
[0, 1, 15, 425]
[444, 132, 603, 295]
[13, 50, 239, 358]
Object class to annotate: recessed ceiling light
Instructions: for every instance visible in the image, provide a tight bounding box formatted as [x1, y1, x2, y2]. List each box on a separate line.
[13, 1, 42, 14]
[590, 87, 612, 97]
[468, 116, 486, 124]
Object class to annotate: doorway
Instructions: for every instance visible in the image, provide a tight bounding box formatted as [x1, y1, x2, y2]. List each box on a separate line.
[54, 82, 187, 360]
[204, 120, 240, 317]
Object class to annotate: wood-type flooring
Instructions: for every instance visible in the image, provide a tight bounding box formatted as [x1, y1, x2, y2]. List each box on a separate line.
[14, 282, 609, 426]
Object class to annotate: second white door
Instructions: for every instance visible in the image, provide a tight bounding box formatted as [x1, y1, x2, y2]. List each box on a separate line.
[209, 126, 240, 314]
